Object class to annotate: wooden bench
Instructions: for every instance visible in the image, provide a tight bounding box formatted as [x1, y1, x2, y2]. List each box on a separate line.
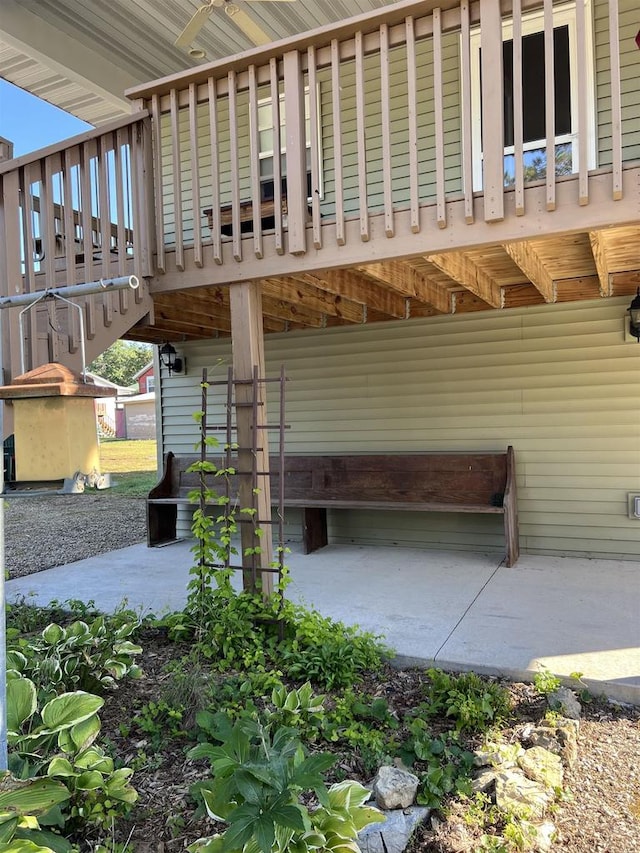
[147, 448, 518, 566]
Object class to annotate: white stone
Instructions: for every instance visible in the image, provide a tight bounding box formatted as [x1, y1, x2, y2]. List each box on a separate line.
[358, 806, 430, 853]
[494, 770, 554, 819]
[372, 766, 420, 810]
[518, 747, 564, 790]
[548, 687, 581, 720]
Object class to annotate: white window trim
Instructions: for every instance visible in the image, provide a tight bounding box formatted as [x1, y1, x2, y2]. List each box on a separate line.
[469, 0, 596, 192]
[255, 84, 323, 200]
[146, 375, 155, 393]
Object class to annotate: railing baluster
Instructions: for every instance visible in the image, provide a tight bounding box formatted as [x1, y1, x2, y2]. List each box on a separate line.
[513, 0, 524, 216]
[79, 142, 95, 282]
[150, 93, 166, 273]
[355, 30, 369, 242]
[405, 16, 420, 233]
[62, 147, 80, 350]
[480, 1, 504, 222]
[228, 69, 242, 262]
[98, 134, 113, 326]
[460, 2, 474, 224]
[608, 0, 622, 200]
[21, 165, 36, 294]
[307, 45, 322, 249]
[62, 148, 77, 286]
[189, 82, 203, 268]
[575, 0, 588, 205]
[433, 7, 446, 230]
[80, 140, 96, 333]
[170, 88, 185, 270]
[248, 64, 263, 259]
[42, 157, 57, 290]
[208, 77, 222, 265]
[283, 49, 307, 255]
[270, 57, 284, 256]
[543, 0, 555, 211]
[1, 171, 22, 297]
[380, 24, 393, 238]
[331, 38, 345, 246]
[115, 129, 129, 317]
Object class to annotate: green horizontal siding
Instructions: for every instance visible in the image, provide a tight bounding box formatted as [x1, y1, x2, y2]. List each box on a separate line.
[161, 297, 640, 560]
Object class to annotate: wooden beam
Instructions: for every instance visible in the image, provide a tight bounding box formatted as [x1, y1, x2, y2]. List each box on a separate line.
[261, 294, 325, 328]
[503, 241, 556, 303]
[229, 282, 274, 597]
[154, 287, 287, 333]
[588, 231, 611, 296]
[360, 261, 452, 313]
[303, 270, 407, 319]
[428, 253, 503, 308]
[262, 277, 364, 323]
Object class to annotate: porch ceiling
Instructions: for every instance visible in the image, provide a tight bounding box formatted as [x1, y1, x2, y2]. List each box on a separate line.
[0, 0, 400, 126]
[125, 225, 640, 343]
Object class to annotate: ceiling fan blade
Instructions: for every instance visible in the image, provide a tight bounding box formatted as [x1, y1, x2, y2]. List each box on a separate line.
[174, 4, 215, 49]
[225, 5, 271, 46]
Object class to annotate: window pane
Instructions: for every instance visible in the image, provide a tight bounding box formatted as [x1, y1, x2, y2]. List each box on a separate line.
[503, 141, 573, 186]
[503, 25, 571, 147]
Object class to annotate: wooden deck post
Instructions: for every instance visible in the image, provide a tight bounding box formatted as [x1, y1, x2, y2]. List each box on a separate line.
[229, 281, 274, 597]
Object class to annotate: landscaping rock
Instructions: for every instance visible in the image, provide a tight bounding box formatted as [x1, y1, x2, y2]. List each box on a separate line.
[533, 819, 557, 852]
[372, 766, 419, 810]
[359, 806, 430, 853]
[548, 686, 581, 720]
[494, 770, 555, 819]
[518, 746, 564, 789]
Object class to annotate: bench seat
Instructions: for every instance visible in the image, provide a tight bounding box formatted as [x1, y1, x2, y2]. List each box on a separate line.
[147, 448, 519, 566]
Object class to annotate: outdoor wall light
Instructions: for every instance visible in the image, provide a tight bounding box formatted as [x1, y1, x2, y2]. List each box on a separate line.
[159, 342, 185, 375]
[628, 288, 640, 342]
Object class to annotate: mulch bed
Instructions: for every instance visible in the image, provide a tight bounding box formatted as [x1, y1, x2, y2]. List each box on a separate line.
[94, 628, 640, 853]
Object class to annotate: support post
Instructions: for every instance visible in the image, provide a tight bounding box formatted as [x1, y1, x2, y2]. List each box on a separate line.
[229, 282, 274, 596]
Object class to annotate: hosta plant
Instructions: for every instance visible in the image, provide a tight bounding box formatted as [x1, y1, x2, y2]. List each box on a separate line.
[8, 615, 142, 700]
[6, 674, 138, 839]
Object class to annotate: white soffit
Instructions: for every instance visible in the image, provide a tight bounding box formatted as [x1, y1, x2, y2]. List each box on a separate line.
[1, 0, 399, 124]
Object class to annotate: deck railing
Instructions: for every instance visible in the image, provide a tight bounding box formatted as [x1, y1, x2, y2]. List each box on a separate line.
[0, 112, 154, 296]
[1, 0, 633, 296]
[125, 0, 630, 276]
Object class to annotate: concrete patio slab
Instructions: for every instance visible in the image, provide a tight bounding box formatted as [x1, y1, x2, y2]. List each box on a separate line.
[435, 554, 640, 703]
[6, 542, 640, 705]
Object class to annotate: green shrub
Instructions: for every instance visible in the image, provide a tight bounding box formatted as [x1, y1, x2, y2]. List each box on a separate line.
[419, 670, 512, 733]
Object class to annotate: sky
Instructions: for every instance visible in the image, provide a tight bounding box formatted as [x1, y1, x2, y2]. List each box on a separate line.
[0, 78, 92, 157]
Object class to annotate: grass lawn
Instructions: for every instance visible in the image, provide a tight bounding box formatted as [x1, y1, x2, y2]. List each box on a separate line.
[99, 438, 158, 496]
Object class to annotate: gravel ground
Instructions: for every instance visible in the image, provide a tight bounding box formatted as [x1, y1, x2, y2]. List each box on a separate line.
[4, 494, 639, 851]
[4, 493, 146, 579]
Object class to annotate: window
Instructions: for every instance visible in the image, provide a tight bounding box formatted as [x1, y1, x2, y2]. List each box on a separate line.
[146, 375, 155, 393]
[470, 1, 595, 191]
[256, 87, 320, 201]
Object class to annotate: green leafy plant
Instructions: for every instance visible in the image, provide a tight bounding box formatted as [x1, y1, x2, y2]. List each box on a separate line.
[134, 700, 187, 748]
[187, 715, 382, 853]
[322, 690, 397, 775]
[269, 682, 325, 733]
[8, 615, 142, 701]
[399, 720, 474, 809]
[419, 670, 512, 733]
[6, 675, 138, 840]
[533, 668, 562, 696]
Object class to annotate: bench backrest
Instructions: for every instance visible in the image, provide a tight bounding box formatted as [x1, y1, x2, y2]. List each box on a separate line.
[151, 451, 512, 508]
[274, 453, 508, 507]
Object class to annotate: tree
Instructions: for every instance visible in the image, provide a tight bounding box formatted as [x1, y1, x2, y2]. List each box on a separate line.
[89, 340, 153, 387]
